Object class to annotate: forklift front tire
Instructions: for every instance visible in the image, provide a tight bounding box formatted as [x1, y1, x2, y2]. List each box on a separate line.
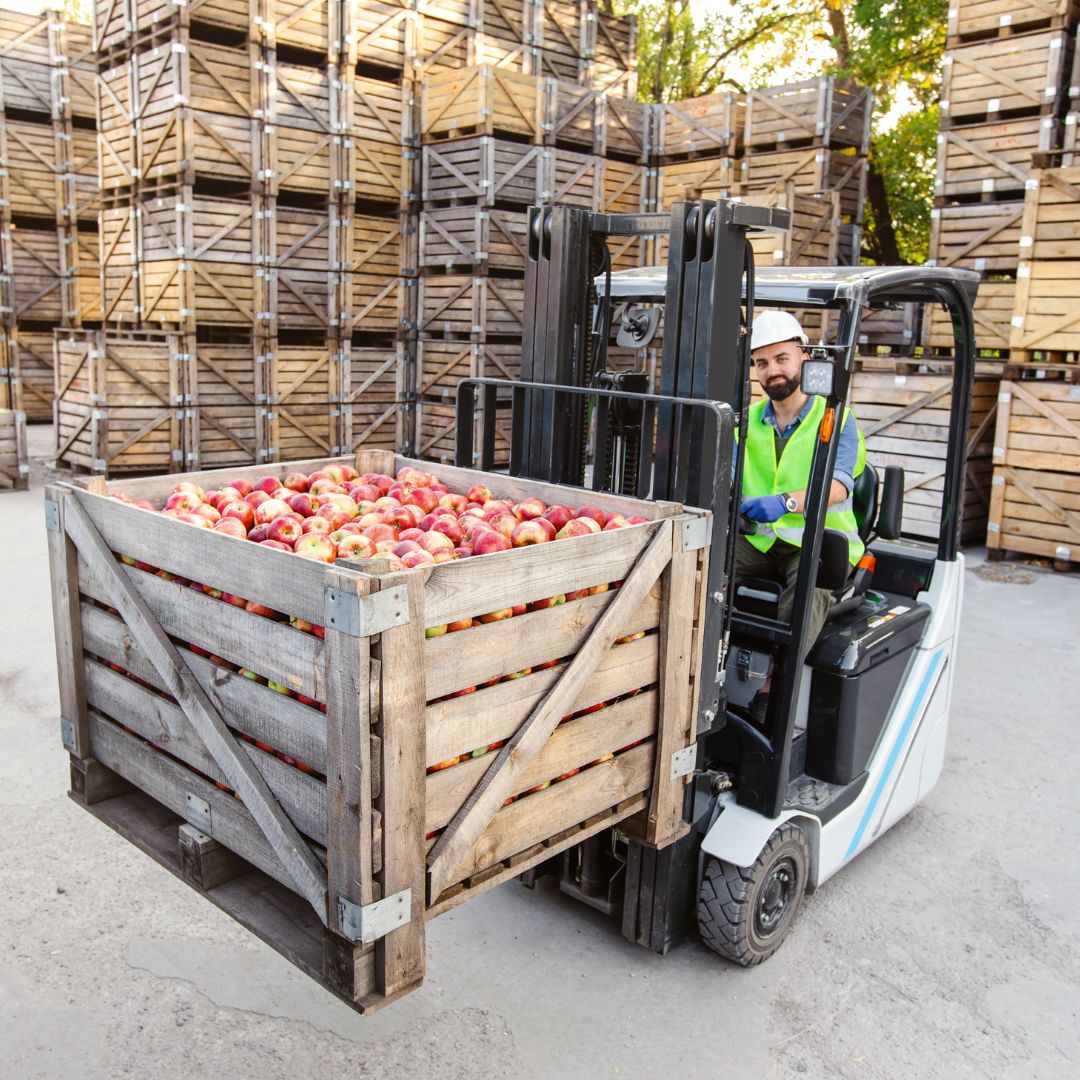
[697, 822, 809, 966]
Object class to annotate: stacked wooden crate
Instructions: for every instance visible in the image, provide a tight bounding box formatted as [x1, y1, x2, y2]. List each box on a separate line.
[0, 405, 28, 490]
[986, 163, 1080, 567]
[926, 0, 1078, 359]
[65, 0, 408, 475]
[0, 9, 99, 424]
[412, 2, 642, 465]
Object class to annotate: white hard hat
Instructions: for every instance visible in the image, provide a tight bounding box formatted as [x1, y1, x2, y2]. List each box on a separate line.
[751, 310, 808, 352]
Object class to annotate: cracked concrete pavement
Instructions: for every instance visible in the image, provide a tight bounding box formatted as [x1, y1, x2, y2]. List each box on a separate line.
[2, 424, 1078, 1079]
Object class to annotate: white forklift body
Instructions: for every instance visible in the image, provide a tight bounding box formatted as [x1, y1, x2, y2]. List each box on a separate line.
[702, 553, 965, 886]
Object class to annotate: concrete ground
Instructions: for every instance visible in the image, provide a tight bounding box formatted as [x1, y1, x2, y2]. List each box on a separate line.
[2, 424, 1078, 1080]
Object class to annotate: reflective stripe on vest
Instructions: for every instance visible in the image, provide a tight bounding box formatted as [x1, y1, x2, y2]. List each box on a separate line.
[741, 396, 866, 565]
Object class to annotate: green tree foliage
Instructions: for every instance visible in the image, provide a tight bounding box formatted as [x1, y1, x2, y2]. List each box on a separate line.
[865, 106, 939, 264]
[610, 0, 947, 264]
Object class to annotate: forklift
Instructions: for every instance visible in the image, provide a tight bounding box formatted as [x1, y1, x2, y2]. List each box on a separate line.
[455, 201, 979, 964]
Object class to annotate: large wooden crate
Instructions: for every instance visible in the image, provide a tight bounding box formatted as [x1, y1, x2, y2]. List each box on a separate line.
[529, 0, 589, 83]
[934, 116, 1054, 201]
[853, 371, 1000, 542]
[738, 148, 867, 223]
[6, 223, 66, 323]
[408, 10, 531, 79]
[928, 201, 1024, 271]
[0, 120, 99, 222]
[940, 29, 1071, 126]
[856, 305, 920, 355]
[1010, 164, 1080, 361]
[416, 338, 521, 398]
[182, 341, 261, 472]
[339, 341, 405, 454]
[948, 0, 1080, 44]
[744, 78, 873, 153]
[7, 329, 55, 423]
[415, 389, 511, 465]
[0, 407, 28, 491]
[420, 65, 546, 144]
[417, 274, 525, 338]
[597, 94, 651, 162]
[653, 92, 743, 162]
[738, 189, 840, 267]
[588, 7, 637, 97]
[543, 146, 602, 208]
[344, 0, 413, 71]
[545, 81, 600, 151]
[54, 328, 183, 474]
[988, 379, 1080, 563]
[925, 277, 1016, 353]
[419, 207, 529, 271]
[351, 75, 413, 205]
[656, 156, 735, 209]
[48, 448, 708, 1012]
[421, 137, 546, 207]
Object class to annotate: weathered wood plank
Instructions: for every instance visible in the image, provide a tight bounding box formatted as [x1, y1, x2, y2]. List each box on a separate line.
[427, 519, 672, 899]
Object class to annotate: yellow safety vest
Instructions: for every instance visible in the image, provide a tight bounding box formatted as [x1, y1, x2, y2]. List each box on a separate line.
[740, 396, 867, 565]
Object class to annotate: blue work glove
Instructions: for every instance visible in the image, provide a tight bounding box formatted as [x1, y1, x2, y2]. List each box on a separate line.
[740, 495, 788, 523]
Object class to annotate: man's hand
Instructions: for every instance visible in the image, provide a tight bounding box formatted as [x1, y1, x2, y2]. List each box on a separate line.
[740, 494, 789, 523]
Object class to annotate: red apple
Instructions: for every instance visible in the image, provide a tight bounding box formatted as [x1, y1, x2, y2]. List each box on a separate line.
[527, 595, 565, 611]
[254, 476, 281, 495]
[486, 512, 518, 539]
[350, 484, 381, 503]
[282, 472, 310, 492]
[247, 524, 270, 543]
[406, 487, 440, 514]
[267, 516, 303, 545]
[454, 544, 474, 559]
[398, 527, 425, 543]
[438, 493, 468, 514]
[393, 540, 422, 557]
[556, 519, 599, 539]
[227, 478, 253, 497]
[259, 539, 293, 552]
[221, 592, 247, 607]
[478, 608, 513, 623]
[575, 505, 606, 527]
[401, 548, 436, 568]
[222, 501, 256, 531]
[244, 490, 271, 510]
[472, 530, 512, 555]
[192, 502, 221, 525]
[315, 505, 349, 532]
[543, 504, 574, 530]
[603, 515, 629, 530]
[362, 522, 396, 544]
[627, 515, 650, 525]
[425, 624, 448, 638]
[173, 481, 205, 499]
[427, 755, 461, 773]
[286, 492, 319, 518]
[213, 517, 248, 540]
[301, 515, 334, 535]
[322, 492, 358, 519]
[254, 498, 292, 526]
[429, 517, 465, 545]
[246, 599, 282, 618]
[177, 512, 212, 528]
[336, 534, 378, 559]
[293, 534, 336, 563]
[309, 479, 344, 496]
[514, 496, 547, 521]
[384, 507, 416, 532]
[447, 617, 474, 632]
[467, 485, 493, 504]
[165, 490, 202, 514]
[511, 520, 551, 546]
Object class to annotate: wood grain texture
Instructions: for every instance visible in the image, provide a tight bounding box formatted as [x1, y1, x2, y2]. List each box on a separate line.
[426, 520, 672, 898]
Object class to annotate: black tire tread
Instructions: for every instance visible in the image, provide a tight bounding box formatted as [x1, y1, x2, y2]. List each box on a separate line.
[697, 822, 808, 966]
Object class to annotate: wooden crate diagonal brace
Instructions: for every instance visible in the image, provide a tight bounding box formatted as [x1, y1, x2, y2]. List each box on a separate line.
[46, 481, 426, 1004]
[426, 517, 688, 901]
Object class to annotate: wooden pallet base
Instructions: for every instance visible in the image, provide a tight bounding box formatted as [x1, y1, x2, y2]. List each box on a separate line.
[68, 781, 406, 1014]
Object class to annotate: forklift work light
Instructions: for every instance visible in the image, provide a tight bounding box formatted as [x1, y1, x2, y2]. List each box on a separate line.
[800, 358, 835, 397]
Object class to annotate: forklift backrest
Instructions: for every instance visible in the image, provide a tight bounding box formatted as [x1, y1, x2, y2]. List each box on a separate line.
[852, 463, 879, 544]
[875, 467, 905, 541]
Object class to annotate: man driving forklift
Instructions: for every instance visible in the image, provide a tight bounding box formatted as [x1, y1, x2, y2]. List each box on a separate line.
[736, 310, 867, 721]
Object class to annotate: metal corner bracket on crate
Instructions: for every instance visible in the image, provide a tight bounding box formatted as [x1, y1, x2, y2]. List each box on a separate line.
[680, 515, 710, 551]
[323, 584, 410, 637]
[44, 499, 61, 533]
[337, 890, 413, 945]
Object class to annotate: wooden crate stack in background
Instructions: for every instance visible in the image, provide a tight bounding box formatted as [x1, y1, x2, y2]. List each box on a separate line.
[0, 9, 99, 426]
[411, 2, 642, 466]
[0, 405, 28, 490]
[63, 0, 408, 475]
[926, 0, 1078, 359]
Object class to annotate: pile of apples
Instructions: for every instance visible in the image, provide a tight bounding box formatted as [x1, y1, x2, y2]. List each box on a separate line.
[114, 462, 648, 573]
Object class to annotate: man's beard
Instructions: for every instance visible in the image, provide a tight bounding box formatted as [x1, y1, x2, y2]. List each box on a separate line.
[764, 375, 798, 402]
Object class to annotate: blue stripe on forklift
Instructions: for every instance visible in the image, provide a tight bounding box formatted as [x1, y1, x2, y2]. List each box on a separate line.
[844, 648, 946, 860]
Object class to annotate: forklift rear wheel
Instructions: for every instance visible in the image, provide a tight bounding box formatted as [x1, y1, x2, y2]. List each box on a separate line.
[697, 822, 809, 966]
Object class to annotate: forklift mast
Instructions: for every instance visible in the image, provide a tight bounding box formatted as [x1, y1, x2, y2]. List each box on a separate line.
[513, 201, 788, 736]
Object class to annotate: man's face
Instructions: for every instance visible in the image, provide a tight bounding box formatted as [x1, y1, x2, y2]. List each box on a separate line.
[752, 339, 805, 402]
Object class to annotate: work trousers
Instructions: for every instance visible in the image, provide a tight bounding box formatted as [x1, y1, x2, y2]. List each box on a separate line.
[734, 538, 834, 657]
